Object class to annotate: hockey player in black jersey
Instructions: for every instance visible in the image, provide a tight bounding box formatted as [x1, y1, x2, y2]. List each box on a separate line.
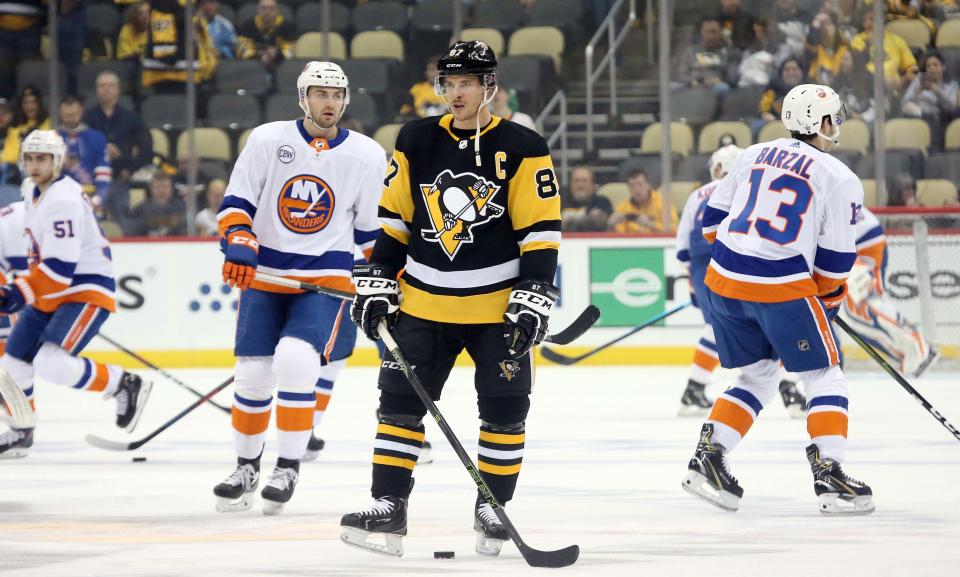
[340, 40, 562, 558]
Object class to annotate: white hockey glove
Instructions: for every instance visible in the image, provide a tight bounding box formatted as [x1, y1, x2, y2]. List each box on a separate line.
[351, 263, 400, 341]
[846, 259, 875, 304]
[503, 279, 559, 358]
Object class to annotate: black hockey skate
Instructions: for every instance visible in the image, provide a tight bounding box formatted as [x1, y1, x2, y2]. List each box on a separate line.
[806, 444, 875, 515]
[261, 461, 299, 515]
[302, 433, 325, 462]
[682, 423, 743, 511]
[779, 380, 807, 419]
[340, 495, 408, 557]
[474, 497, 508, 556]
[213, 462, 260, 513]
[678, 379, 713, 417]
[0, 427, 33, 459]
[113, 372, 153, 432]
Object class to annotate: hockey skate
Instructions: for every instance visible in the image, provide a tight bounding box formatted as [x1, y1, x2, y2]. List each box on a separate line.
[682, 423, 743, 511]
[302, 433, 325, 462]
[474, 498, 508, 556]
[261, 463, 299, 515]
[779, 380, 807, 419]
[418, 440, 433, 465]
[806, 444, 875, 516]
[113, 372, 153, 432]
[913, 346, 940, 378]
[678, 380, 713, 417]
[213, 463, 260, 513]
[340, 495, 408, 557]
[0, 427, 33, 459]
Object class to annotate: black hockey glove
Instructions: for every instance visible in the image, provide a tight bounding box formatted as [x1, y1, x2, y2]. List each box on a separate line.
[503, 279, 559, 358]
[351, 263, 400, 341]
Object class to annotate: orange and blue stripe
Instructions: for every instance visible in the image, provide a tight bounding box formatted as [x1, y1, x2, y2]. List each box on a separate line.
[708, 386, 765, 442]
[232, 394, 273, 436]
[807, 395, 848, 439]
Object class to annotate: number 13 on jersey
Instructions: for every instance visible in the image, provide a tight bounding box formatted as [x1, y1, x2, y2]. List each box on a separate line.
[728, 169, 813, 245]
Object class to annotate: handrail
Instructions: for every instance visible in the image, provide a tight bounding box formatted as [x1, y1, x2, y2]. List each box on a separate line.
[585, 0, 637, 151]
[536, 90, 569, 185]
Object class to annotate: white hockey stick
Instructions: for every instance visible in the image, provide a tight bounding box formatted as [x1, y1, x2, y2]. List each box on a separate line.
[0, 366, 34, 429]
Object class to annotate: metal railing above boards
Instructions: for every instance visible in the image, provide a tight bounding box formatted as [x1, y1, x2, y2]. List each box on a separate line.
[585, 0, 638, 153]
[536, 90, 569, 186]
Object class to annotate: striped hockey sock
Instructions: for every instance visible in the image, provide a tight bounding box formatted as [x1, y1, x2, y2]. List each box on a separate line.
[70, 358, 124, 395]
[690, 336, 721, 384]
[807, 395, 848, 462]
[707, 386, 765, 452]
[232, 393, 273, 460]
[371, 418, 424, 498]
[313, 378, 333, 427]
[478, 423, 525, 503]
[276, 390, 316, 460]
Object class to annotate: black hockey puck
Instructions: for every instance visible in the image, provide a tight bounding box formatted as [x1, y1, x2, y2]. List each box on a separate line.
[433, 551, 455, 559]
[132, 457, 147, 462]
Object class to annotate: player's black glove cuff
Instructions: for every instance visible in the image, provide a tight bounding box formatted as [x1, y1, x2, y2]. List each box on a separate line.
[351, 263, 400, 341]
[503, 279, 559, 358]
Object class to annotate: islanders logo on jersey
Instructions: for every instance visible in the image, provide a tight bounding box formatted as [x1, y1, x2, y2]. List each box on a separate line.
[419, 170, 504, 260]
[276, 174, 336, 235]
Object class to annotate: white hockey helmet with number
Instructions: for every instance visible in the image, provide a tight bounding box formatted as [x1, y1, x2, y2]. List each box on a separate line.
[297, 61, 350, 124]
[781, 83, 845, 145]
[19, 129, 66, 176]
[708, 144, 743, 181]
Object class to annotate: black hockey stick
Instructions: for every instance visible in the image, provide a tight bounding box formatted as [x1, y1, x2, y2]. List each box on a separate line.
[541, 301, 692, 366]
[254, 272, 600, 346]
[835, 316, 960, 443]
[377, 321, 579, 568]
[85, 376, 235, 451]
[97, 333, 231, 414]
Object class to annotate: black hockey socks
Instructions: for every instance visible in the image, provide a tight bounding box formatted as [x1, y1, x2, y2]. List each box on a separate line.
[478, 422, 525, 503]
[371, 415, 425, 499]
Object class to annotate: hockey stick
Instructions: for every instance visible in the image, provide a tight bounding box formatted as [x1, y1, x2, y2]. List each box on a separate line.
[541, 301, 692, 366]
[377, 321, 579, 568]
[97, 333, 231, 414]
[253, 272, 600, 346]
[85, 376, 235, 451]
[835, 316, 960, 443]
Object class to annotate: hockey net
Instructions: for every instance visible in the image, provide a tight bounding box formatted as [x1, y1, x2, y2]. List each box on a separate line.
[857, 207, 960, 370]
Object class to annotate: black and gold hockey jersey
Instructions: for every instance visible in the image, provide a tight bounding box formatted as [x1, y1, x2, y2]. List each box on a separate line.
[375, 114, 561, 324]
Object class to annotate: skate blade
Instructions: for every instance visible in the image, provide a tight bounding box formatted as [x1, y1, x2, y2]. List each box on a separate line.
[340, 526, 404, 557]
[262, 498, 287, 516]
[123, 380, 154, 434]
[301, 449, 320, 463]
[0, 447, 29, 459]
[913, 349, 940, 378]
[215, 494, 255, 513]
[682, 470, 740, 512]
[818, 494, 875, 516]
[475, 531, 505, 556]
[786, 404, 806, 420]
[677, 405, 711, 418]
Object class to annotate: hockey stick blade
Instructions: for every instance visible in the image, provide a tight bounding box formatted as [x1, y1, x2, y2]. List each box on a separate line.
[84, 433, 145, 452]
[518, 542, 580, 568]
[541, 301, 692, 365]
[543, 305, 600, 345]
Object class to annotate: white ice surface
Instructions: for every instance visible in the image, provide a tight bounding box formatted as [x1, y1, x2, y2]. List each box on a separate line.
[2, 366, 959, 577]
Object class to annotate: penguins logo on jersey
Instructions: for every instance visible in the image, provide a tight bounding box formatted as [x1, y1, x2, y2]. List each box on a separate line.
[419, 170, 504, 260]
[277, 174, 336, 235]
[498, 359, 521, 382]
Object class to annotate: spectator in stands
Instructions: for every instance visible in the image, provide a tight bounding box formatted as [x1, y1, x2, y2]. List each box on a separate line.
[400, 56, 447, 119]
[58, 0, 87, 96]
[126, 171, 187, 237]
[738, 16, 791, 87]
[831, 0, 864, 44]
[902, 50, 959, 127]
[201, 0, 236, 60]
[850, 8, 918, 94]
[174, 155, 212, 198]
[196, 178, 226, 236]
[834, 49, 880, 123]
[608, 169, 678, 234]
[59, 96, 112, 216]
[0, 99, 14, 184]
[887, 0, 938, 34]
[236, 0, 294, 71]
[490, 86, 538, 132]
[806, 10, 849, 86]
[84, 70, 154, 181]
[1, 86, 51, 174]
[758, 57, 807, 127]
[118, 1, 150, 62]
[0, 0, 43, 99]
[561, 166, 612, 232]
[776, 0, 814, 60]
[717, 0, 756, 51]
[889, 172, 919, 206]
[676, 16, 741, 94]
[143, 0, 219, 92]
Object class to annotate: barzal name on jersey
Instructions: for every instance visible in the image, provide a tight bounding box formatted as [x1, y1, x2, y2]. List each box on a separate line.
[217, 120, 385, 294]
[14, 175, 115, 313]
[701, 137, 865, 302]
[377, 114, 561, 324]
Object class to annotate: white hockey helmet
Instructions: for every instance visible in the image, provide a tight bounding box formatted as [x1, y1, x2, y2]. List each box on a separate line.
[297, 61, 350, 123]
[708, 144, 743, 181]
[781, 83, 845, 144]
[19, 129, 66, 176]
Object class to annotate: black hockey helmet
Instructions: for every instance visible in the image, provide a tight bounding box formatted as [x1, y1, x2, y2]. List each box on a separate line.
[436, 40, 497, 87]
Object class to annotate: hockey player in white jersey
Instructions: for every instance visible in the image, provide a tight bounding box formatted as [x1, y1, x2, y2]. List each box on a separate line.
[681, 84, 875, 515]
[0, 201, 29, 356]
[0, 130, 152, 458]
[840, 206, 938, 376]
[213, 62, 385, 514]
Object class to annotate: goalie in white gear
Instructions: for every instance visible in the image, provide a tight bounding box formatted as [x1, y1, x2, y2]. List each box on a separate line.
[213, 61, 385, 513]
[839, 206, 938, 376]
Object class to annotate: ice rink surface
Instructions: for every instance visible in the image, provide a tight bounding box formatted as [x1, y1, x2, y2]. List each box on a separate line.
[2, 365, 959, 577]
